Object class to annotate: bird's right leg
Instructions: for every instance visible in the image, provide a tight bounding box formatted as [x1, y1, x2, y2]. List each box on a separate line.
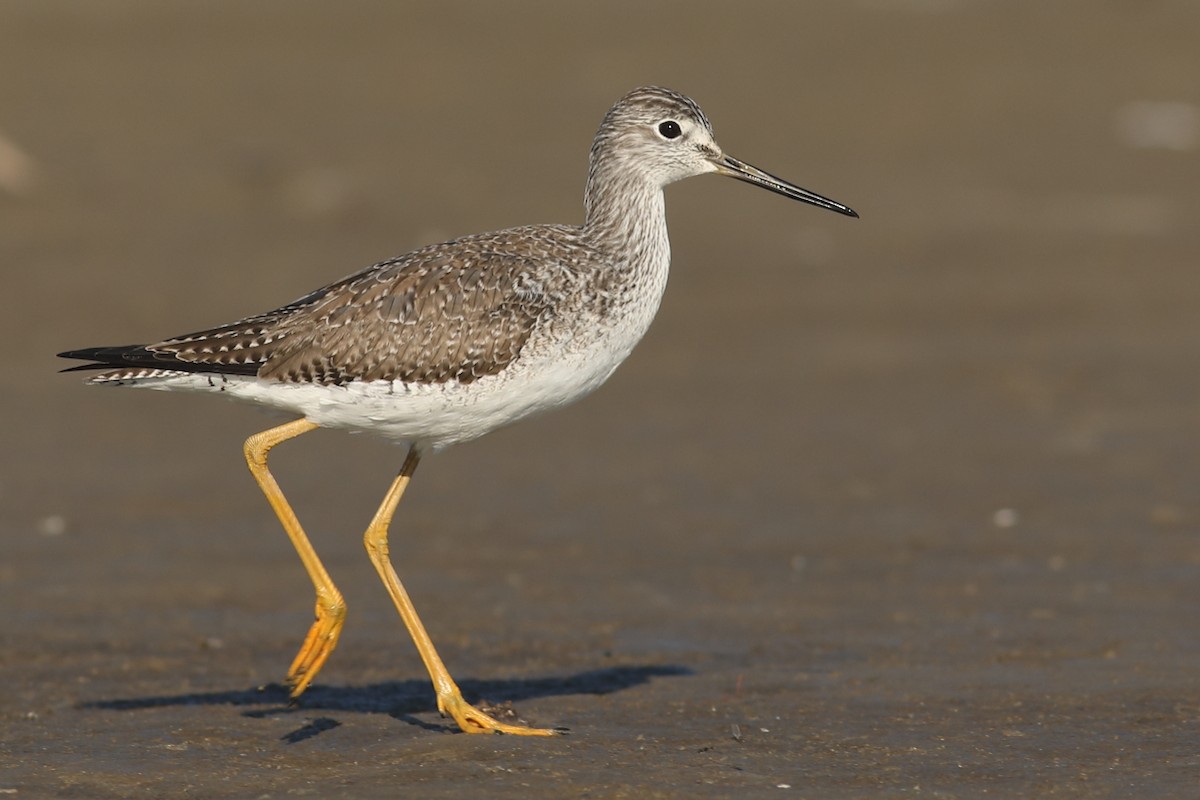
[363, 446, 559, 735]
[243, 418, 343, 699]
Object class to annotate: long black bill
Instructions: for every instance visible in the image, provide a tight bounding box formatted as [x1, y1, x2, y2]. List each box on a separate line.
[716, 155, 858, 218]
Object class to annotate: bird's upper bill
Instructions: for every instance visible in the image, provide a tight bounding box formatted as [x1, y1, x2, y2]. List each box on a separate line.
[713, 155, 858, 218]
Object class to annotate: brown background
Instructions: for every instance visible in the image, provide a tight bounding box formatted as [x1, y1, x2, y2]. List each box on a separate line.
[3, 1, 1199, 796]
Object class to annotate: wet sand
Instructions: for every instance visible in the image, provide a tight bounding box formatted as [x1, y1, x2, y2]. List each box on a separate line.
[3, 2, 1200, 796]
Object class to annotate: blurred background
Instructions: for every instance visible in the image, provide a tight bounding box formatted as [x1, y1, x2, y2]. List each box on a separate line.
[3, 1, 1199, 795]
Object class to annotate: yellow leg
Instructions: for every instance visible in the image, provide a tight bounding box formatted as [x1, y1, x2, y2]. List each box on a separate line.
[244, 418, 345, 699]
[363, 446, 558, 735]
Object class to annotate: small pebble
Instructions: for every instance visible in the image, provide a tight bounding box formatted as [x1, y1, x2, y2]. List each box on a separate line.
[992, 508, 1019, 528]
[37, 515, 67, 537]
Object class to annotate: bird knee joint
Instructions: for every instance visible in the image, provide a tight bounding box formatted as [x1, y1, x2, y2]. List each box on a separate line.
[364, 531, 389, 558]
[243, 438, 270, 466]
[318, 593, 347, 618]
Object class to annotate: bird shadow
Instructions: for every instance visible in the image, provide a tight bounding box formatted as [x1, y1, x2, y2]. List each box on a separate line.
[80, 664, 691, 742]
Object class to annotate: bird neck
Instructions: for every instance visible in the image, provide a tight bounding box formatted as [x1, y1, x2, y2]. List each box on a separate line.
[581, 158, 669, 274]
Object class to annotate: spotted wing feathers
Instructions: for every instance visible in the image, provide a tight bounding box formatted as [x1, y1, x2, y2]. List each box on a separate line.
[58, 229, 581, 386]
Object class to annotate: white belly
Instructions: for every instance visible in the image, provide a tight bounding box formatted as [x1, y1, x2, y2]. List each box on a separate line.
[111, 281, 665, 451]
[240, 342, 627, 450]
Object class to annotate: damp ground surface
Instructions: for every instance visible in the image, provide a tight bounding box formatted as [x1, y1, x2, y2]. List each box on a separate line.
[3, 2, 1199, 797]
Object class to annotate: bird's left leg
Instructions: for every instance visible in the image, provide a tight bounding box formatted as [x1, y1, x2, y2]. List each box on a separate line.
[244, 418, 345, 698]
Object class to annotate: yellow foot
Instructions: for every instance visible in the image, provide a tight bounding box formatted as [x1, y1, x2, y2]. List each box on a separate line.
[438, 692, 561, 736]
[285, 597, 346, 699]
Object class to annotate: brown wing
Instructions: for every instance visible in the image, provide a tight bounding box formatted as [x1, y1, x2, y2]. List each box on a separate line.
[58, 227, 586, 384]
[162, 231, 569, 385]
[259, 253, 553, 385]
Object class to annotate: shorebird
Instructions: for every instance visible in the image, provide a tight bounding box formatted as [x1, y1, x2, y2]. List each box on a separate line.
[59, 86, 857, 736]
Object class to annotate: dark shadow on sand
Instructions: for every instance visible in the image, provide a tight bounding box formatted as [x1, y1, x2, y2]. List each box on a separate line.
[81, 665, 692, 739]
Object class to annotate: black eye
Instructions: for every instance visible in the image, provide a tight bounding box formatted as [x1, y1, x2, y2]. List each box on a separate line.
[658, 120, 682, 139]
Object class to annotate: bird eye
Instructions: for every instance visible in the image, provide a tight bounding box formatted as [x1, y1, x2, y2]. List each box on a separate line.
[658, 120, 682, 139]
